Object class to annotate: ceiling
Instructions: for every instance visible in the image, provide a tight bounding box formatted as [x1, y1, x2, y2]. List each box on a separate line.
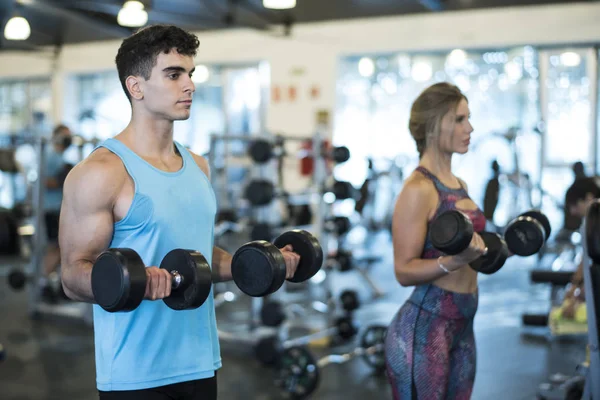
[0, 0, 588, 51]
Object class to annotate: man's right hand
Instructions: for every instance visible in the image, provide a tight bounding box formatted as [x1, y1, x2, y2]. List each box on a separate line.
[144, 267, 173, 300]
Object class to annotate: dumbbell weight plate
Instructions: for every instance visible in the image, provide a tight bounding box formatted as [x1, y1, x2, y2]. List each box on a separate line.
[430, 210, 474, 255]
[91, 248, 147, 312]
[332, 181, 354, 200]
[273, 230, 323, 283]
[248, 139, 274, 164]
[231, 241, 287, 297]
[159, 249, 213, 311]
[336, 315, 358, 341]
[521, 210, 551, 241]
[360, 325, 387, 372]
[340, 290, 360, 312]
[244, 179, 276, 206]
[504, 216, 545, 257]
[275, 346, 319, 400]
[261, 300, 286, 327]
[255, 335, 281, 366]
[469, 232, 508, 275]
[251, 222, 273, 242]
[7, 269, 27, 290]
[331, 146, 350, 163]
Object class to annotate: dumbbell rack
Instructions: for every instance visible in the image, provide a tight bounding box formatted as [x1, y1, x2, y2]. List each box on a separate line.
[208, 120, 354, 356]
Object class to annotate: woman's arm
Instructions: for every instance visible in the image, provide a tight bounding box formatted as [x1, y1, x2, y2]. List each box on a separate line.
[392, 177, 486, 286]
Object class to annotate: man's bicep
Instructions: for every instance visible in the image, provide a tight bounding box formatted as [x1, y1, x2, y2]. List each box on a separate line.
[59, 170, 115, 267]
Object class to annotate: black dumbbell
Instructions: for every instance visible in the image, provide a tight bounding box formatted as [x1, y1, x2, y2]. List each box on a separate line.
[325, 216, 352, 236]
[248, 138, 351, 165]
[231, 229, 323, 297]
[244, 179, 355, 206]
[261, 300, 287, 327]
[91, 248, 213, 313]
[503, 210, 551, 256]
[430, 210, 508, 274]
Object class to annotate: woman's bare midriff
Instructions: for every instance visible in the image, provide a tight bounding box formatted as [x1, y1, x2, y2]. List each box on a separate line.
[432, 266, 478, 294]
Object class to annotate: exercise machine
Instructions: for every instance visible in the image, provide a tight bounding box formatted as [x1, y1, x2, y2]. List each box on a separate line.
[537, 199, 600, 399]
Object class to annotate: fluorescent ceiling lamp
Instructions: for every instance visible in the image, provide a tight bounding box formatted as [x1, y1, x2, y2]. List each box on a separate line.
[117, 1, 148, 27]
[263, 0, 296, 10]
[4, 16, 31, 41]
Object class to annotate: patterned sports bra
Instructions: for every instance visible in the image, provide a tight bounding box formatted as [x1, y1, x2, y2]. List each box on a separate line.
[416, 166, 487, 260]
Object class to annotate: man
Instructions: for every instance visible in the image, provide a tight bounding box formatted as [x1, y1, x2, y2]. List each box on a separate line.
[561, 176, 600, 318]
[59, 25, 300, 400]
[41, 124, 72, 301]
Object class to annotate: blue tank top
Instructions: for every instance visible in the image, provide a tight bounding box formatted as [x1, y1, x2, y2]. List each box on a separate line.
[92, 138, 221, 391]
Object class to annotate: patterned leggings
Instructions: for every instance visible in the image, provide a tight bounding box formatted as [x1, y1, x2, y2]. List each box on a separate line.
[384, 284, 478, 400]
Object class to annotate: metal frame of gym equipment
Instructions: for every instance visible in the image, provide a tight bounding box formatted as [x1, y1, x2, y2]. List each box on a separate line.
[520, 245, 582, 334]
[537, 201, 600, 399]
[207, 121, 356, 351]
[7, 135, 98, 324]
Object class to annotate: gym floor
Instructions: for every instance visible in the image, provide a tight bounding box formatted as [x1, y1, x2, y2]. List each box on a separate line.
[0, 230, 587, 400]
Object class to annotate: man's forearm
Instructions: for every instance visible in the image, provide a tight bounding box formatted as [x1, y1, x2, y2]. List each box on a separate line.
[61, 261, 96, 303]
[212, 247, 233, 282]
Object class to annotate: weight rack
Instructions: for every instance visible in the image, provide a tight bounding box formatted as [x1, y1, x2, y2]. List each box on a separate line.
[207, 120, 353, 354]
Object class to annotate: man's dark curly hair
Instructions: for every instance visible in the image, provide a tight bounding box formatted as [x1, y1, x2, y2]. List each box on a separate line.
[115, 25, 200, 102]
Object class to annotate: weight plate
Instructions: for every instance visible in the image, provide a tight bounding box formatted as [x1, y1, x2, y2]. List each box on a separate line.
[430, 210, 473, 255]
[231, 241, 286, 297]
[160, 249, 213, 310]
[275, 346, 319, 400]
[273, 230, 323, 283]
[92, 248, 146, 312]
[360, 325, 388, 371]
[504, 216, 545, 257]
[470, 232, 508, 275]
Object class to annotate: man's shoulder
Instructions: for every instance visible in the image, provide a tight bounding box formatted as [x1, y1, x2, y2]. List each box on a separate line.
[66, 148, 127, 193]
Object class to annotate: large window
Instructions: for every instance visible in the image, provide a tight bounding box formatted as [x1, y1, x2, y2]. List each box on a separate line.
[66, 63, 266, 157]
[0, 78, 52, 208]
[334, 45, 600, 236]
[334, 47, 540, 227]
[539, 47, 598, 233]
[0, 78, 52, 136]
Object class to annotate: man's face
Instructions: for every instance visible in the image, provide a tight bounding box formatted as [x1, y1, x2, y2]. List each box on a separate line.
[136, 49, 196, 121]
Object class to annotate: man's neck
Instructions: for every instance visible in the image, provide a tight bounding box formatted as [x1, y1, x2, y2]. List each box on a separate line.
[120, 112, 176, 158]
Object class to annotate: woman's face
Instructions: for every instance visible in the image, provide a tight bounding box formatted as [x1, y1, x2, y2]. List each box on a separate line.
[437, 98, 473, 155]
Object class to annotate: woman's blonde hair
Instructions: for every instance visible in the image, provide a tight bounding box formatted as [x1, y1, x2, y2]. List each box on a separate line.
[409, 82, 467, 158]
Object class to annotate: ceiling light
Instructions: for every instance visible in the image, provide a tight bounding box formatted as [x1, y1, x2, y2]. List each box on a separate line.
[117, 1, 148, 28]
[560, 52, 581, 67]
[4, 16, 31, 41]
[263, 0, 296, 10]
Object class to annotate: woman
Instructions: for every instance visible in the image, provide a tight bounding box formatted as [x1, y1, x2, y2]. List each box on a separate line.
[384, 82, 488, 399]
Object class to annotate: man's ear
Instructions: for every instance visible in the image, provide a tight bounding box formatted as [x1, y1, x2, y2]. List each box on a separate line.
[126, 76, 143, 100]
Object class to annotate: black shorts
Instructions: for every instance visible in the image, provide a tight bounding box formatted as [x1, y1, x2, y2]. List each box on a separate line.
[98, 375, 217, 400]
[45, 210, 60, 242]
